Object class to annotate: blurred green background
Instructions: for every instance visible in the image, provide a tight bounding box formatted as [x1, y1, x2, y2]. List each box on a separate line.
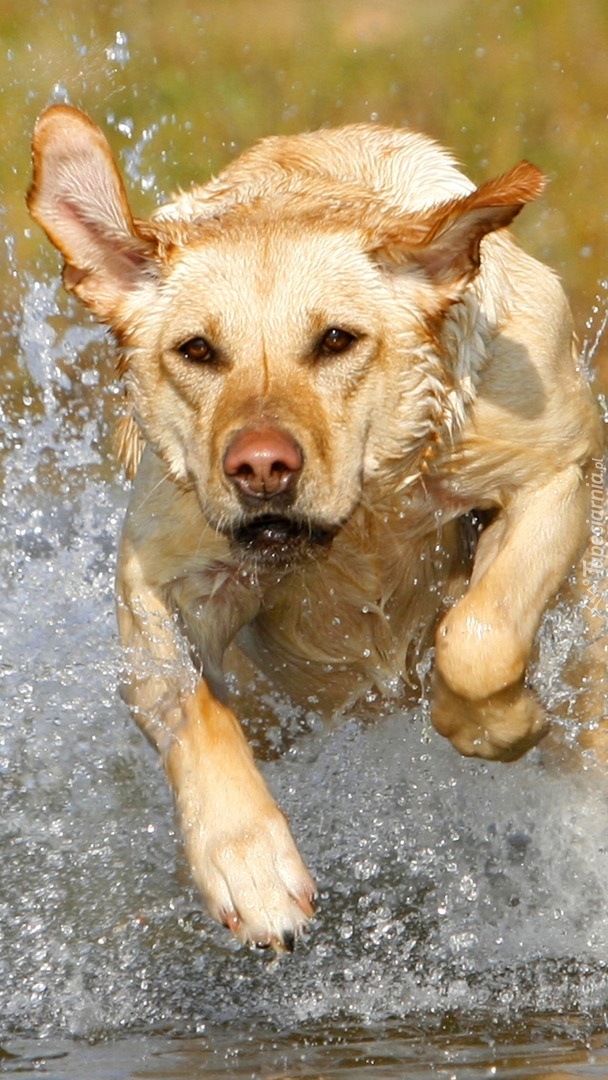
[1, 0, 607, 393]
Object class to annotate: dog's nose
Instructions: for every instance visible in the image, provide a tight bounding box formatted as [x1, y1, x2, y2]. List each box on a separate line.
[224, 427, 303, 499]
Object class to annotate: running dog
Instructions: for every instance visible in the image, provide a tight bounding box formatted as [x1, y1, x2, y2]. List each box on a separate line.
[28, 106, 601, 952]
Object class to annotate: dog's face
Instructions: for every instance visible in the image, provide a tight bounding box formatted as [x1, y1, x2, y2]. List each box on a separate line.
[119, 217, 441, 556]
[28, 107, 545, 565]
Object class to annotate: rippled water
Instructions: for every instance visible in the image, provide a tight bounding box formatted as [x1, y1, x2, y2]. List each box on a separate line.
[0, 270, 607, 1076]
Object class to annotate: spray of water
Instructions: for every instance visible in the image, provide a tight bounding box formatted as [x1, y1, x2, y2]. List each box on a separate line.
[1, 85, 607, 1043]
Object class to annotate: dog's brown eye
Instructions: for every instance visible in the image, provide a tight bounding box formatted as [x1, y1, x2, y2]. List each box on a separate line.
[318, 327, 357, 356]
[177, 337, 214, 363]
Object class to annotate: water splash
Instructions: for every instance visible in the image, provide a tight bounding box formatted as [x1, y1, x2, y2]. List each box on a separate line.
[582, 279, 608, 374]
[105, 30, 131, 70]
[1, 268, 607, 1042]
[3, 57, 608, 1037]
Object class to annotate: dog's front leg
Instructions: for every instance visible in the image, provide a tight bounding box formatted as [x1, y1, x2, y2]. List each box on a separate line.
[432, 464, 590, 760]
[117, 534, 316, 952]
[163, 679, 317, 951]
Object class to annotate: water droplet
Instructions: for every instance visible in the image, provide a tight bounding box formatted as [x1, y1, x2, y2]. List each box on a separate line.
[105, 30, 130, 67]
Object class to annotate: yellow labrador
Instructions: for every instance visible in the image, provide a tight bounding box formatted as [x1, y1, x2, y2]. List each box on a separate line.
[28, 106, 601, 952]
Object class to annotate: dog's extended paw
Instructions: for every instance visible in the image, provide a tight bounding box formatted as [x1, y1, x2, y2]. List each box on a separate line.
[185, 806, 317, 953]
[165, 682, 316, 952]
[431, 670, 548, 761]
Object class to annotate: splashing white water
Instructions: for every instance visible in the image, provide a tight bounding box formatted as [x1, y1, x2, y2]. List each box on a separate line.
[0, 269, 607, 1040]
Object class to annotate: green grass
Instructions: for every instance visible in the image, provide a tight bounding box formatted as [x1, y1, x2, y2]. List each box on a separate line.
[2, 0, 607, 396]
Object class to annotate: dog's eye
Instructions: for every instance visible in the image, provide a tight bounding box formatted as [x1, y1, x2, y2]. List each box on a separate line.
[176, 337, 215, 363]
[318, 327, 357, 357]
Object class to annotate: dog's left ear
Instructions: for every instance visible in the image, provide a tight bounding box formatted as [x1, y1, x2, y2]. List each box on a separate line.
[27, 105, 157, 323]
[375, 161, 547, 299]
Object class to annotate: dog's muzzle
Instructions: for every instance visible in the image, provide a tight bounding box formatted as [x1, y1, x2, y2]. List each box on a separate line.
[222, 425, 338, 567]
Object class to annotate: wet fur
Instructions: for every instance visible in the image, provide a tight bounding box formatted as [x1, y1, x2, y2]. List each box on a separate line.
[28, 107, 602, 951]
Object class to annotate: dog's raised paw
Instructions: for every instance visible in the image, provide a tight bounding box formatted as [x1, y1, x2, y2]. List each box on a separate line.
[431, 671, 548, 761]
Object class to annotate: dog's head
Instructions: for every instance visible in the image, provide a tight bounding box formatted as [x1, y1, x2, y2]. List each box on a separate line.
[28, 107, 545, 566]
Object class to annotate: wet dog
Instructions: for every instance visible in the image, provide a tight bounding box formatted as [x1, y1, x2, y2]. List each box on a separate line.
[28, 107, 601, 952]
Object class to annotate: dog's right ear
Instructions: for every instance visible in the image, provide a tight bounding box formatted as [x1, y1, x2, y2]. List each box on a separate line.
[27, 106, 156, 322]
[368, 161, 547, 303]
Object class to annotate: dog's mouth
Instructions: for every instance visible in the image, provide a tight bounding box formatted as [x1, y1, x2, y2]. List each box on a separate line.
[230, 514, 338, 568]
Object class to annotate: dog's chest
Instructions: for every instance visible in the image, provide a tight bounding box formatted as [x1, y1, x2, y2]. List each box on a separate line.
[237, 514, 469, 711]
